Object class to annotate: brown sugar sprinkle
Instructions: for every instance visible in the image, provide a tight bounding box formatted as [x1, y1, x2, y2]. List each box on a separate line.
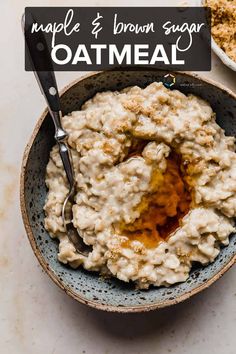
[118, 151, 192, 249]
[205, 0, 236, 62]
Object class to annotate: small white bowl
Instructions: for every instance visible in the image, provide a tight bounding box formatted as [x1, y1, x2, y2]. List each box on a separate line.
[196, 0, 236, 71]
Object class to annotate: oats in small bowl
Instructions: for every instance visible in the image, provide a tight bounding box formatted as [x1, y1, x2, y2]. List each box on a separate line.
[204, 0, 236, 71]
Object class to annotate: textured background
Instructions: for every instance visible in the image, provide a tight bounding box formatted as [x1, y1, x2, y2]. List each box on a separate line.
[1, 0, 236, 353]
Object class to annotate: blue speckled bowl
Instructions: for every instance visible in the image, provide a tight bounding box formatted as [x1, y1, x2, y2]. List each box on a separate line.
[20, 69, 236, 312]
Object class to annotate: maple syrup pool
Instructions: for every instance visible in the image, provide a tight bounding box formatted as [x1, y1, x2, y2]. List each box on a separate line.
[118, 152, 192, 249]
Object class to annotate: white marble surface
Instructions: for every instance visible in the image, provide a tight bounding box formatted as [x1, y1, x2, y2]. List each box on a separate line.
[1, 0, 236, 353]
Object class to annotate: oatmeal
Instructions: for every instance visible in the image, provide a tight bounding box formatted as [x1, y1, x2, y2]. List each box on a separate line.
[44, 82, 236, 289]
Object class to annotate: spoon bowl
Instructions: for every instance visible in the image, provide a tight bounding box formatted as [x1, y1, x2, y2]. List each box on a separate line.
[20, 69, 236, 312]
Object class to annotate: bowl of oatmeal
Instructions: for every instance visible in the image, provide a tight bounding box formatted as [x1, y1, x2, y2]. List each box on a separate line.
[20, 70, 236, 312]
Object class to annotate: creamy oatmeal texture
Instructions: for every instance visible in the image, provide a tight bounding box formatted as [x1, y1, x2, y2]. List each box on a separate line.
[44, 82, 236, 289]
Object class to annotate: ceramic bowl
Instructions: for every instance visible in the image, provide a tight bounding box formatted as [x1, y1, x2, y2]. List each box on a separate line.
[20, 69, 236, 313]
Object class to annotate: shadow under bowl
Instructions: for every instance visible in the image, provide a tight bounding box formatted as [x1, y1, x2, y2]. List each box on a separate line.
[20, 69, 236, 313]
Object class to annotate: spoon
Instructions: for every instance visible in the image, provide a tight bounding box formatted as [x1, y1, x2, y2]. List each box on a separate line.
[22, 13, 90, 256]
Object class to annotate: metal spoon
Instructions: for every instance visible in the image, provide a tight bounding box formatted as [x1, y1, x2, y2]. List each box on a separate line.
[22, 13, 90, 256]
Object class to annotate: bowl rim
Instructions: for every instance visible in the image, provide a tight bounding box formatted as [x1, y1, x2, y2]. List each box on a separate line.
[211, 37, 236, 72]
[20, 69, 236, 313]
